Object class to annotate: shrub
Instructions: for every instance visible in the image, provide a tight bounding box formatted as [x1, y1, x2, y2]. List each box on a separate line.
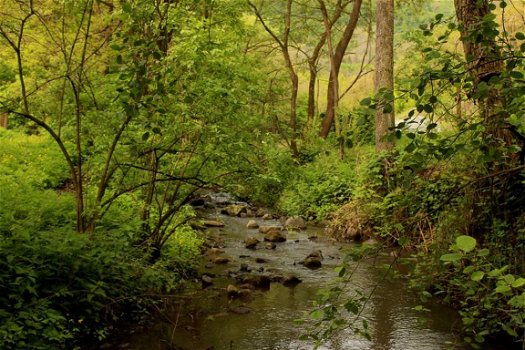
[411, 235, 525, 347]
[0, 229, 179, 349]
[278, 151, 355, 221]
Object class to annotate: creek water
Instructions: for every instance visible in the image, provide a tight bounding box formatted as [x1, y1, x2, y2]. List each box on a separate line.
[119, 200, 474, 350]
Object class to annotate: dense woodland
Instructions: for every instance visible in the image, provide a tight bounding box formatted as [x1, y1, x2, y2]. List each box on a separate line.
[1, 0, 525, 348]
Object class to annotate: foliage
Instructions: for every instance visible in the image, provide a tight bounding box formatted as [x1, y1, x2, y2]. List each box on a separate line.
[278, 151, 355, 220]
[0, 129, 70, 189]
[410, 235, 525, 347]
[0, 130, 201, 348]
[0, 229, 180, 349]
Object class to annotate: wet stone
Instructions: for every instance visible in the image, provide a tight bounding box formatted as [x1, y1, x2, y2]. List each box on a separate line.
[244, 237, 259, 250]
[301, 257, 322, 269]
[201, 275, 214, 286]
[259, 225, 282, 234]
[284, 216, 307, 230]
[264, 230, 286, 243]
[282, 275, 302, 287]
[212, 256, 230, 265]
[246, 220, 259, 229]
[262, 242, 276, 250]
[227, 284, 239, 297]
[228, 306, 251, 315]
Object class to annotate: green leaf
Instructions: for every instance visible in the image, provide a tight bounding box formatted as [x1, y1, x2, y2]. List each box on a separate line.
[360, 97, 372, 106]
[516, 32, 525, 40]
[511, 277, 525, 288]
[413, 305, 430, 312]
[456, 235, 476, 253]
[122, 3, 132, 13]
[426, 123, 438, 131]
[504, 274, 515, 284]
[344, 301, 359, 314]
[405, 142, 416, 153]
[334, 266, 346, 277]
[495, 285, 512, 294]
[471, 271, 485, 281]
[462, 317, 474, 326]
[152, 51, 162, 60]
[310, 309, 323, 320]
[477, 248, 490, 257]
[463, 266, 475, 274]
[440, 253, 462, 262]
[502, 325, 518, 337]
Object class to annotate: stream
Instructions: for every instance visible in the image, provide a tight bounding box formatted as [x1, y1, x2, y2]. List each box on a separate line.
[114, 195, 481, 350]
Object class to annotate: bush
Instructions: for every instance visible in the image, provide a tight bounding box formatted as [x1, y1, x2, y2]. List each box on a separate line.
[278, 151, 356, 221]
[409, 235, 525, 347]
[0, 129, 70, 189]
[0, 229, 178, 349]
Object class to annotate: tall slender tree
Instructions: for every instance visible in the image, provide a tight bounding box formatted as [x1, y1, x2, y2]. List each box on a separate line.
[248, 0, 300, 157]
[319, 0, 363, 139]
[374, 0, 395, 152]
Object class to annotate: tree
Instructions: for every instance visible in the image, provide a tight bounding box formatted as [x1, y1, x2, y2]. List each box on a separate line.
[374, 0, 395, 152]
[319, 0, 363, 138]
[454, 0, 513, 148]
[247, 0, 300, 157]
[0, 113, 7, 128]
[0, 0, 34, 129]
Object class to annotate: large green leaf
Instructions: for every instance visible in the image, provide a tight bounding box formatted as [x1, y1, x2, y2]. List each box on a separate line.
[456, 235, 477, 253]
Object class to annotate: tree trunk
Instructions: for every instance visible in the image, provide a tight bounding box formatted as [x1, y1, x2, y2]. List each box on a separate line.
[374, 0, 395, 152]
[454, 0, 511, 145]
[307, 65, 317, 122]
[0, 113, 7, 128]
[319, 0, 363, 138]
